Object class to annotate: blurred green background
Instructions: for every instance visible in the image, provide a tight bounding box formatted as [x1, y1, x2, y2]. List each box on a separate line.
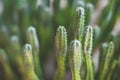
[0, 0, 120, 80]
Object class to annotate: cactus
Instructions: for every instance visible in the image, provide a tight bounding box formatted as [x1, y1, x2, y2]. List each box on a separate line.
[10, 36, 26, 80]
[73, 7, 85, 42]
[27, 26, 42, 79]
[23, 44, 39, 80]
[84, 26, 94, 80]
[54, 26, 67, 80]
[99, 42, 114, 80]
[0, 0, 120, 80]
[0, 49, 17, 80]
[69, 39, 82, 80]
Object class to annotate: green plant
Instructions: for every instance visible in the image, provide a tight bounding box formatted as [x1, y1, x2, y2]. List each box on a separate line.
[23, 44, 39, 80]
[84, 26, 94, 80]
[0, 0, 120, 80]
[69, 39, 82, 80]
[54, 26, 67, 80]
[99, 42, 114, 80]
[0, 49, 17, 80]
[27, 26, 42, 79]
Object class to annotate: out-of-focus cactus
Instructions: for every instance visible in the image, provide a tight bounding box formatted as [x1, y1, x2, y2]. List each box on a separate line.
[54, 26, 67, 80]
[23, 44, 39, 80]
[0, 49, 17, 80]
[69, 39, 82, 80]
[98, 43, 108, 74]
[107, 60, 117, 80]
[112, 56, 120, 80]
[27, 26, 42, 79]
[9, 36, 26, 80]
[27, 26, 39, 53]
[99, 42, 114, 80]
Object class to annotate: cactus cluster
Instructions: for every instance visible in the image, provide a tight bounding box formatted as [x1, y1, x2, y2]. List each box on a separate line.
[0, 0, 120, 80]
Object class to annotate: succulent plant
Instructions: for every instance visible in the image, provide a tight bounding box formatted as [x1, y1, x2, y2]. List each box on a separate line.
[23, 44, 39, 80]
[84, 26, 94, 80]
[69, 39, 82, 80]
[54, 26, 67, 80]
[27, 26, 42, 79]
[0, 0, 120, 80]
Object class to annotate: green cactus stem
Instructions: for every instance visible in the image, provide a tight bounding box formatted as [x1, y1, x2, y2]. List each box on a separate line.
[27, 26, 42, 79]
[23, 44, 39, 80]
[84, 26, 94, 80]
[0, 49, 17, 80]
[10, 36, 26, 80]
[54, 26, 67, 80]
[73, 7, 85, 42]
[69, 39, 82, 80]
[99, 41, 114, 80]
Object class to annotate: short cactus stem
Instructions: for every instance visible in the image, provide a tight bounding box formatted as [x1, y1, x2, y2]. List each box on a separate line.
[23, 44, 39, 80]
[23, 44, 34, 71]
